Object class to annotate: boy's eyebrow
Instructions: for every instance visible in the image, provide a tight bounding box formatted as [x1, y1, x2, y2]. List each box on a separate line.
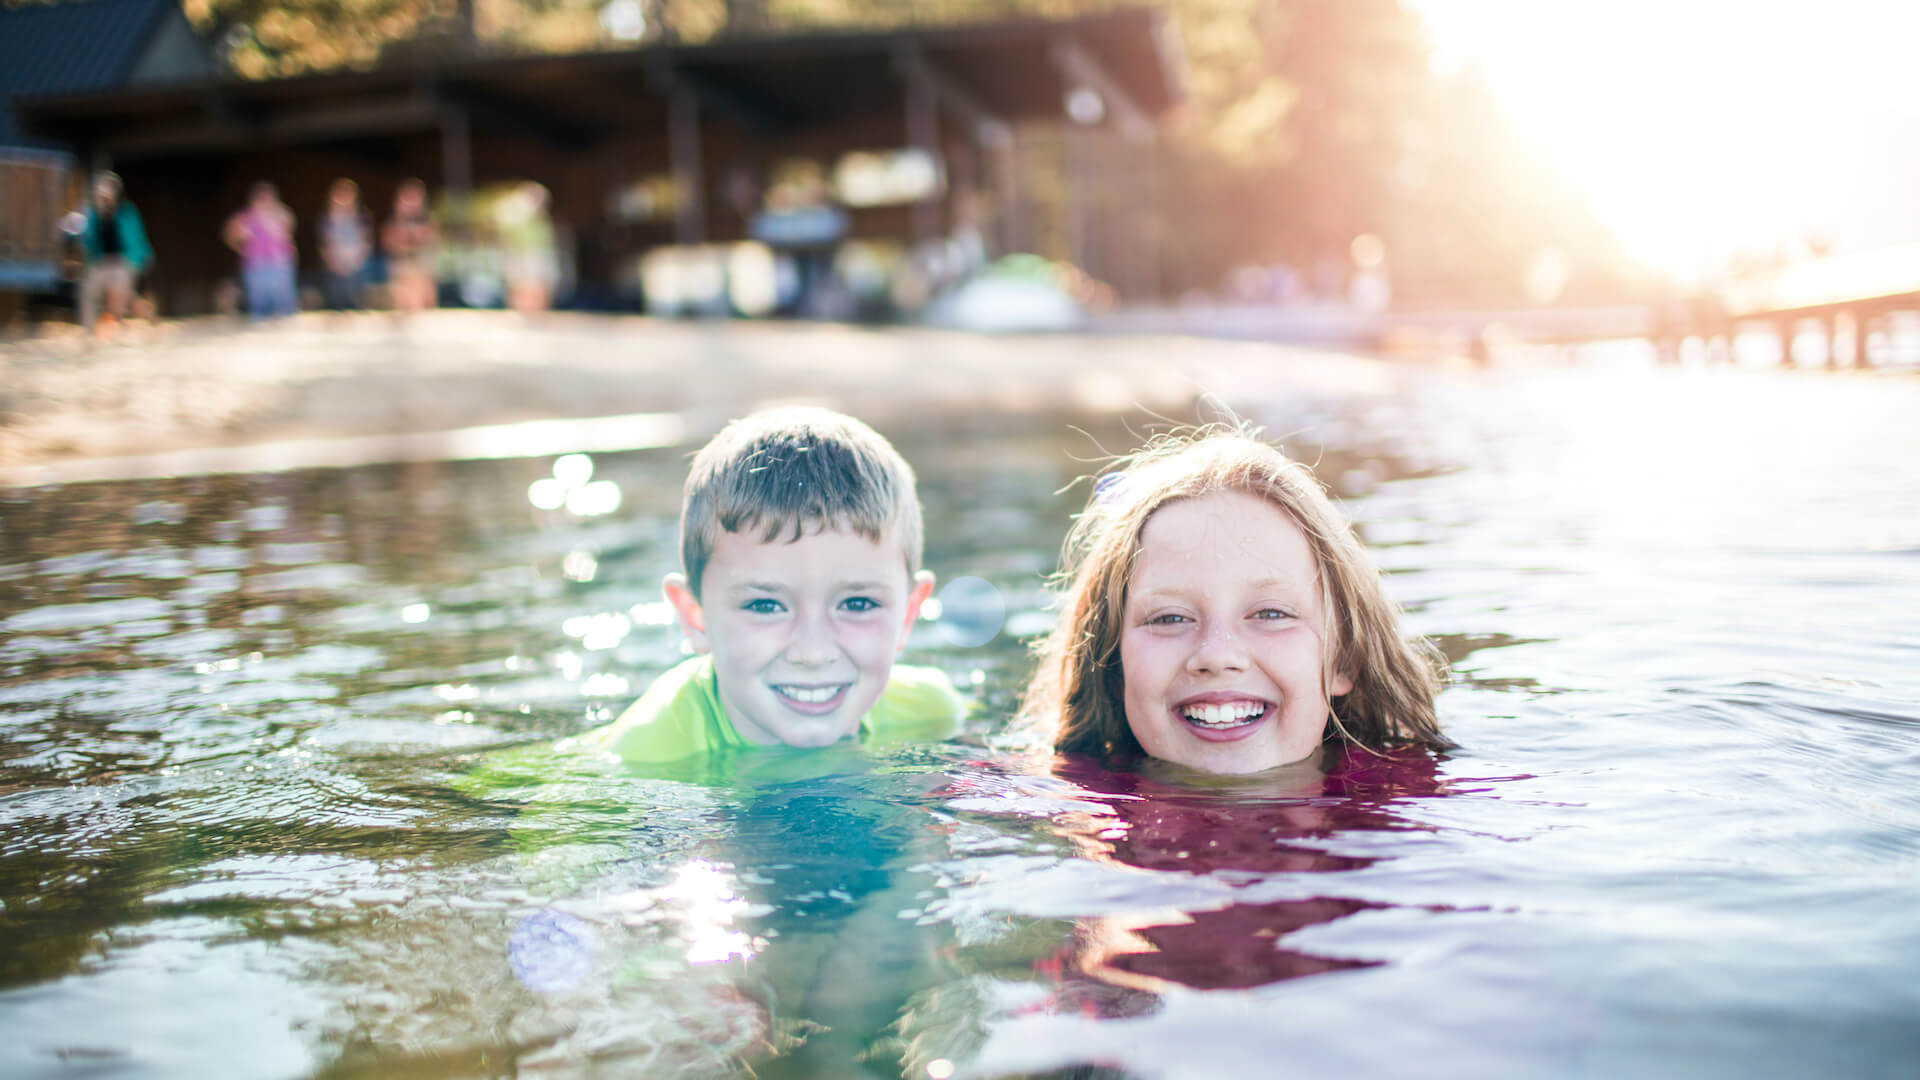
[727, 579, 900, 593]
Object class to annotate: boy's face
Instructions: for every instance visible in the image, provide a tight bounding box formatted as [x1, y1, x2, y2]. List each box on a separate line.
[665, 525, 933, 747]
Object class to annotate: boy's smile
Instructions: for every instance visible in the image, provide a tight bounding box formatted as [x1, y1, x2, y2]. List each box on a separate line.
[1120, 491, 1352, 773]
[666, 524, 933, 747]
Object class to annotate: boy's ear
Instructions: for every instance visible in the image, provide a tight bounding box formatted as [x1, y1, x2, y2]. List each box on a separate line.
[899, 571, 936, 645]
[662, 572, 710, 654]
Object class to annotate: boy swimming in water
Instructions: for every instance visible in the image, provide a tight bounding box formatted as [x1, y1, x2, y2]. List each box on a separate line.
[582, 406, 964, 764]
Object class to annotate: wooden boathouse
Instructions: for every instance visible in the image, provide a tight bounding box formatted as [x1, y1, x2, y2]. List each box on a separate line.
[10, 4, 1183, 317]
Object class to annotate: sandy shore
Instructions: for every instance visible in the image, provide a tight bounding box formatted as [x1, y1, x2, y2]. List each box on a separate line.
[0, 311, 1408, 485]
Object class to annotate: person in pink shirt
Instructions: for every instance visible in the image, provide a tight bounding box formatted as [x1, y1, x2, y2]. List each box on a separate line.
[224, 181, 298, 320]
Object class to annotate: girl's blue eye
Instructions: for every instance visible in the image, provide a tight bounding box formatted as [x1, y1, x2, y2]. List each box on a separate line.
[742, 598, 784, 615]
[1252, 607, 1294, 621]
[1146, 612, 1191, 625]
[841, 596, 881, 613]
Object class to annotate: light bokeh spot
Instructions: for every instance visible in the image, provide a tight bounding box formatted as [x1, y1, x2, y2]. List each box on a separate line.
[935, 576, 1005, 648]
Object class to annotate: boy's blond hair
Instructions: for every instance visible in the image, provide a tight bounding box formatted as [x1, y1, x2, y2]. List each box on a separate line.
[680, 407, 924, 596]
[1019, 428, 1452, 758]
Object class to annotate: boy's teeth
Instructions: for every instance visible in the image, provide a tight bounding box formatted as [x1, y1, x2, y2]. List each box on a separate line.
[777, 684, 841, 704]
[1180, 701, 1265, 727]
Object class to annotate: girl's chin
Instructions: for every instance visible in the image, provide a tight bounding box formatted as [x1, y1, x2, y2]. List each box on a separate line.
[1164, 729, 1322, 775]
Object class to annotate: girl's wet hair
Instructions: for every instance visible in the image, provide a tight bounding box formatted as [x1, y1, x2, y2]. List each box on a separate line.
[1018, 426, 1452, 759]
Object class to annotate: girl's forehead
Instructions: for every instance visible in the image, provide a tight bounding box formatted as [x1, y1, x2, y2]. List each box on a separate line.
[1138, 490, 1299, 543]
[1128, 493, 1319, 585]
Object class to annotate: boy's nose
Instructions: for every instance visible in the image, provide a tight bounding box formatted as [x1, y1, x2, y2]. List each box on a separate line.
[1186, 622, 1249, 675]
[783, 617, 838, 666]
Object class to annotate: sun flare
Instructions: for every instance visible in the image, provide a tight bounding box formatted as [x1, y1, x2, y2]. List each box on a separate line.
[1407, 0, 1920, 280]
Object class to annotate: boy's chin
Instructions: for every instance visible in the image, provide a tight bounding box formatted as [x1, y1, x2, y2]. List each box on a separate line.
[769, 724, 857, 748]
[749, 698, 870, 748]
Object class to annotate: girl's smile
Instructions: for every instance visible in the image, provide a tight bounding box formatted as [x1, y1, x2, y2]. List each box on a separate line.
[1120, 491, 1353, 773]
[1172, 691, 1275, 738]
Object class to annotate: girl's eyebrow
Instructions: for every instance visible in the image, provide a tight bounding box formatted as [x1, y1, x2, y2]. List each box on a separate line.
[1246, 576, 1311, 593]
[1132, 578, 1308, 602]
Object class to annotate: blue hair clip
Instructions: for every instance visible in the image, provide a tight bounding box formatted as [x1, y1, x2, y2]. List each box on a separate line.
[1093, 473, 1126, 503]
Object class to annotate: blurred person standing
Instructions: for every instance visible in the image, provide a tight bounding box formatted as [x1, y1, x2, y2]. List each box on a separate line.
[384, 179, 438, 313]
[500, 181, 558, 314]
[75, 171, 152, 336]
[318, 178, 373, 310]
[224, 181, 298, 320]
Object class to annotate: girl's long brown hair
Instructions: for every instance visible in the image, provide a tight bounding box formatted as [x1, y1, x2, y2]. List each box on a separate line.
[1018, 429, 1453, 759]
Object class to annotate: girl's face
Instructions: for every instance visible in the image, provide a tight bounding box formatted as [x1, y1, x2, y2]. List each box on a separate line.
[1119, 491, 1352, 774]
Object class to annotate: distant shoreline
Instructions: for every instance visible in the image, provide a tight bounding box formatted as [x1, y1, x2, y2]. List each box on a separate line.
[0, 311, 1405, 486]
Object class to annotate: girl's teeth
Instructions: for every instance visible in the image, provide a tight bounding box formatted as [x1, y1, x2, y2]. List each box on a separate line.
[1182, 702, 1263, 727]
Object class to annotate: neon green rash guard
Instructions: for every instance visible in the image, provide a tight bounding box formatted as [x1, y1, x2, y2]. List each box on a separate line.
[573, 655, 967, 766]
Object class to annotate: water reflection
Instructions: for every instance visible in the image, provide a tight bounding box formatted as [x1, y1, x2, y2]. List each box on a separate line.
[962, 752, 1446, 1006]
[3, 371, 1917, 1077]
[0, 421, 1109, 1074]
[1041, 754, 1446, 1002]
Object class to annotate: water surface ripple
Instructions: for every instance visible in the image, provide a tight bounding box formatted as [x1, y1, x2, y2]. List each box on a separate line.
[1, 368, 1916, 1078]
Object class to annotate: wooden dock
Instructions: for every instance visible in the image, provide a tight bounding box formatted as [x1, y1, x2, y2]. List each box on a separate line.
[1664, 243, 1920, 368]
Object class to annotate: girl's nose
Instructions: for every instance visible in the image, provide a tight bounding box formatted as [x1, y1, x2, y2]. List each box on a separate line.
[1186, 621, 1249, 675]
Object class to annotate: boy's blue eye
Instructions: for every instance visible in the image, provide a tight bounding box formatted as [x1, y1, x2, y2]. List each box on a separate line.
[741, 597, 785, 615]
[840, 596, 881, 613]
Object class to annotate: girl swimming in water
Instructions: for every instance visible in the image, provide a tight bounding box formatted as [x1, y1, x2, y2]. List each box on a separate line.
[1019, 429, 1451, 773]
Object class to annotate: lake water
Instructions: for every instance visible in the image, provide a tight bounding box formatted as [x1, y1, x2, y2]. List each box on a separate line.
[2, 363, 1917, 1078]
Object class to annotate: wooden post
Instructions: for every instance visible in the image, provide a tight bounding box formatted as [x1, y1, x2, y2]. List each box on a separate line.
[669, 85, 703, 246]
[994, 136, 1020, 258]
[1778, 317, 1798, 368]
[1064, 126, 1085, 276]
[1835, 305, 1866, 367]
[1141, 132, 1161, 302]
[440, 103, 472, 196]
[904, 61, 940, 247]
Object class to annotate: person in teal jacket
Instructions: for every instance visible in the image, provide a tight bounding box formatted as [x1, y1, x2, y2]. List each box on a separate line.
[76, 172, 152, 333]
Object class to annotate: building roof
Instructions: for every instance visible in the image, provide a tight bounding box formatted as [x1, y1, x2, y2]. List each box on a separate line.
[0, 0, 187, 146]
[16, 7, 1185, 158]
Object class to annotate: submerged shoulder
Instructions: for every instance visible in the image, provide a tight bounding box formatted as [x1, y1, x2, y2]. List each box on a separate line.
[867, 664, 968, 744]
[583, 656, 725, 762]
